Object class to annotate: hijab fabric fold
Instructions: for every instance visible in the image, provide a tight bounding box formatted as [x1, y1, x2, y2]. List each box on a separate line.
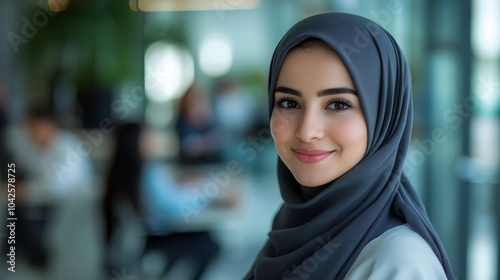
[245, 12, 454, 279]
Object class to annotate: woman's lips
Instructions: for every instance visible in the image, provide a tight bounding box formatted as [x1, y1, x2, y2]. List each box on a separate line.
[292, 148, 335, 164]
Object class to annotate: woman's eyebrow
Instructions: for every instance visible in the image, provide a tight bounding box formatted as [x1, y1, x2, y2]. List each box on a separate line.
[275, 86, 357, 97]
[274, 86, 302, 96]
[317, 87, 357, 96]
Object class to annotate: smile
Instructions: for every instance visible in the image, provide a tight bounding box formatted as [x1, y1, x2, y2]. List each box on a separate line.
[292, 148, 335, 164]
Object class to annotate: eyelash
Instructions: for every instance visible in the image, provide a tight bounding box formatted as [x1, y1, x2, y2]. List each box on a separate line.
[275, 97, 353, 111]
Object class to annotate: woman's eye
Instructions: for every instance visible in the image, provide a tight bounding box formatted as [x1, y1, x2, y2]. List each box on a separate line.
[327, 101, 351, 111]
[278, 99, 299, 109]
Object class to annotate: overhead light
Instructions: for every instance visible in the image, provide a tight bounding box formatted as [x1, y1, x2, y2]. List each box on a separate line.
[144, 42, 195, 103]
[130, 0, 261, 12]
[472, 0, 500, 59]
[199, 36, 233, 77]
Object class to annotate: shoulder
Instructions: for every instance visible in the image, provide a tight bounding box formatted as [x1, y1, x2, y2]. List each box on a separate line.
[57, 130, 84, 147]
[344, 225, 448, 280]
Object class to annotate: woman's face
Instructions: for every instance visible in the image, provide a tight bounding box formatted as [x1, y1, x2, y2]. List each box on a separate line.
[270, 45, 368, 187]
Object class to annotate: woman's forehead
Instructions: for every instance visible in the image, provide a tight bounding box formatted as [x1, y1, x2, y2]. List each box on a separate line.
[276, 47, 356, 93]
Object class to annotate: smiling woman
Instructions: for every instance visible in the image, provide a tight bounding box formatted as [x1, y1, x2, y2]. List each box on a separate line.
[244, 12, 455, 280]
[271, 40, 368, 187]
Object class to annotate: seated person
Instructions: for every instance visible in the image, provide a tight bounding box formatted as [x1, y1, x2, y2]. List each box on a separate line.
[9, 106, 94, 271]
[175, 84, 225, 165]
[104, 123, 220, 280]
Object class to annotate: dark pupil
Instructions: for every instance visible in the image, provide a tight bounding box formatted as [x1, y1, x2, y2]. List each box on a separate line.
[287, 100, 297, 108]
[334, 102, 345, 109]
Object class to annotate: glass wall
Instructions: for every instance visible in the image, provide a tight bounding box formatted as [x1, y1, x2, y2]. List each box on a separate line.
[0, 0, 498, 279]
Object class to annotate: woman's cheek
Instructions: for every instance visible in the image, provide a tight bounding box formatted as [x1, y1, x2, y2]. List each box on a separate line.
[270, 112, 292, 140]
[330, 117, 368, 145]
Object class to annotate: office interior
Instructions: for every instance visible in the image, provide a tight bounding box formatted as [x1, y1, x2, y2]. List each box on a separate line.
[0, 0, 499, 279]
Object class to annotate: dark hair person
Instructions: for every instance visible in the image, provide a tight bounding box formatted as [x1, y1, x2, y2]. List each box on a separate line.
[244, 13, 454, 279]
[103, 123, 143, 245]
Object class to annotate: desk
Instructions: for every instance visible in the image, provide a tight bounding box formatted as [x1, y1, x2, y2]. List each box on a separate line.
[144, 162, 246, 233]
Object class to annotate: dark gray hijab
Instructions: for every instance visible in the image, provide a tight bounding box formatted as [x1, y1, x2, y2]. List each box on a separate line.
[244, 12, 454, 279]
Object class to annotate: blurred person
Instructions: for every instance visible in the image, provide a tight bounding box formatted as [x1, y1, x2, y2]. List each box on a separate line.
[9, 106, 95, 277]
[244, 13, 454, 279]
[175, 83, 224, 165]
[213, 77, 257, 161]
[103, 123, 220, 280]
[140, 127, 222, 279]
[18, 107, 94, 202]
[103, 123, 145, 272]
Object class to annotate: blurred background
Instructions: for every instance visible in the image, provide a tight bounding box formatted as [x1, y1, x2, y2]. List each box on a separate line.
[0, 0, 498, 279]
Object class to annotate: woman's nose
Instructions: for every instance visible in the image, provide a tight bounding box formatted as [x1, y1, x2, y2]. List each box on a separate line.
[295, 109, 324, 142]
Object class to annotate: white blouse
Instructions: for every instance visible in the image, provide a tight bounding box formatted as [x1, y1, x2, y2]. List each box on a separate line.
[344, 224, 448, 280]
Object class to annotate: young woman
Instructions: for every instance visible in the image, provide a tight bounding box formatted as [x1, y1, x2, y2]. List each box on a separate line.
[244, 13, 454, 279]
